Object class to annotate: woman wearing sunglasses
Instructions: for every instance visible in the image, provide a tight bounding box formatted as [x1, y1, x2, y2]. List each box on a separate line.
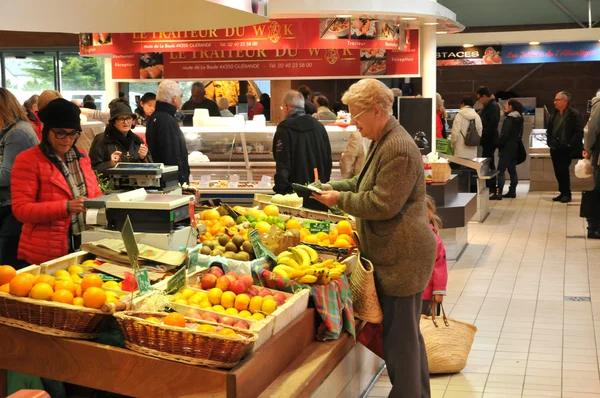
[89, 100, 151, 175]
[11, 98, 102, 265]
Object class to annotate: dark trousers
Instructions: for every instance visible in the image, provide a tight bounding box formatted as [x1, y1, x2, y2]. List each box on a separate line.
[380, 292, 430, 398]
[482, 146, 497, 190]
[0, 206, 27, 269]
[587, 151, 600, 232]
[550, 146, 572, 197]
[497, 157, 518, 195]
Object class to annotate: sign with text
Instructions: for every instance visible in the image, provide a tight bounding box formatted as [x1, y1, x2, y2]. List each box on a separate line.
[80, 20, 416, 55]
[166, 264, 187, 294]
[304, 221, 331, 234]
[503, 41, 600, 64]
[134, 269, 152, 295]
[437, 45, 502, 66]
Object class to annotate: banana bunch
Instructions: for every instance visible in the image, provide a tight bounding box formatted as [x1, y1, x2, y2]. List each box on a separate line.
[272, 245, 347, 285]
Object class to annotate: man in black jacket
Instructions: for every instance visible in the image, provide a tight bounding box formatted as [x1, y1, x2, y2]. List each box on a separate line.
[146, 80, 190, 184]
[476, 87, 501, 193]
[181, 82, 221, 126]
[273, 90, 332, 194]
[546, 91, 585, 203]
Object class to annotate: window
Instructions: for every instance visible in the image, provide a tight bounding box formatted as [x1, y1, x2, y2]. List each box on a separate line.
[3, 52, 56, 104]
[59, 53, 106, 109]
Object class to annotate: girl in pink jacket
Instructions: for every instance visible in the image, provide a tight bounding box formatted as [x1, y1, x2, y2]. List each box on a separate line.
[422, 195, 448, 316]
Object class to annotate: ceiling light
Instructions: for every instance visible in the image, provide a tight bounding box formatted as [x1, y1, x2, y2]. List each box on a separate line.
[463, 44, 474, 48]
[529, 41, 540, 45]
[424, 22, 439, 25]
[402, 17, 417, 21]
[336, 14, 352, 18]
[436, 31, 448, 35]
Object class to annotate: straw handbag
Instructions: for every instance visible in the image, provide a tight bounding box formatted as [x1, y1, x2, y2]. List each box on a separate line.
[420, 302, 477, 374]
[345, 232, 383, 323]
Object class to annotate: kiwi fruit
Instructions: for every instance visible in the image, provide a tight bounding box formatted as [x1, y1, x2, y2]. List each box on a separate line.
[218, 235, 230, 246]
[222, 252, 235, 259]
[232, 235, 245, 248]
[234, 252, 250, 262]
[216, 245, 227, 253]
[210, 249, 223, 256]
[200, 246, 212, 255]
[242, 241, 254, 254]
[225, 242, 239, 253]
[204, 240, 216, 250]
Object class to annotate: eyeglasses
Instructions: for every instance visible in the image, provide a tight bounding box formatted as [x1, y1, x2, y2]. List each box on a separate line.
[116, 117, 134, 123]
[350, 108, 369, 123]
[553, 98, 564, 102]
[51, 129, 81, 139]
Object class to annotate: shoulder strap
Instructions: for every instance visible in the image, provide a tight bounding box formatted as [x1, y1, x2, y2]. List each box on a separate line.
[0, 122, 17, 142]
[355, 128, 395, 188]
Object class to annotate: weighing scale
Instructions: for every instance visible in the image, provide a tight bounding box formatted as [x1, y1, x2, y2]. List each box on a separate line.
[106, 163, 179, 191]
[104, 189, 194, 233]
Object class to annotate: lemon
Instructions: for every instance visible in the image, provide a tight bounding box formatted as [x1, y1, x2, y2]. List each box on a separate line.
[73, 297, 85, 306]
[179, 288, 195, 300]
[67, 265, 84, 275]
[212, 305, 225, 313]
[53, 270, 71, 280]
[174, 299, 188, 305]
[225, 307, 239, 315]
[105, 291, 119, 298]
[106, 296, 120, 305]
[252, 313, 265, 321]
[103, 281, 121, 290]
[199, 301, 212, 309]
[239, 310, 252, 318]
[197, 324, 217, 333]
[261, 299, 277, 315]
[70, 274, 82, 282]
[145, 317, 161, 323]
[29, 283, 54, 301]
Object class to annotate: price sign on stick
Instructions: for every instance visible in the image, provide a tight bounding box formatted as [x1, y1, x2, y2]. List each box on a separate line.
[167, 263, 188, 294]
[121, 216, 151, 295]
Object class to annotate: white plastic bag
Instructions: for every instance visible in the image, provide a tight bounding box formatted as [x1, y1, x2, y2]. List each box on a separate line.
[575, 158, 594, 179]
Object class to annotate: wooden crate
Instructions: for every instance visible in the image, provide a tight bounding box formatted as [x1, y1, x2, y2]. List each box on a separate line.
[253, 194, 349, 222]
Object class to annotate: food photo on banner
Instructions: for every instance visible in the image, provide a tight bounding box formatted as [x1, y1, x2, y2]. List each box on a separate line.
[360, 49, 387, 76]
[503, 41, 600, 64]
[437, 45, 502, 66]
[139, 52, 164, 79]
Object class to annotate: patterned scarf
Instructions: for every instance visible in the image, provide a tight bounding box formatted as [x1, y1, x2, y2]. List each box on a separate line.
[40, 141, 88, 235]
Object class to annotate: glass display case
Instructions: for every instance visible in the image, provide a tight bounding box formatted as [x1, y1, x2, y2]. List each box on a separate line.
[529, 128, 549, 156]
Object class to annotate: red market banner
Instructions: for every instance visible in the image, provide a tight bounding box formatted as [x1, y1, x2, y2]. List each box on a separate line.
[112, 31, 419, 80]
[81, 19, 416, 55]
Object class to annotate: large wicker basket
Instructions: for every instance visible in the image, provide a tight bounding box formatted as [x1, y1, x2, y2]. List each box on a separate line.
[0, 292, 112, 339]
[431, 162, 452, 183]
[114, 311, 258, 368]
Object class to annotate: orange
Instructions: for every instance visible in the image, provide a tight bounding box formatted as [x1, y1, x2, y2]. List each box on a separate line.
[328, 229, 339, 242]
[203, 209, 221, 221]
[55, 280, 76, 295]
[0, 283, 9, 293]
[221, 291, 236, 309]
[336, 221, 353, 235]
[82, 287, 106, 309]
[0, 265, 17, 285]
[9, 274, 33, 297]
[316, 232, 329, 241]
[219, 216, 235, 227]
[218, 328, 238, 337]
[263, 205, 280, 217]
[29, 283, 54, 301]
[302, 235, 319, 244]
[320, 239, 331, 246]
[255, 221, 271, 235]
[73, 297, 85, 306]
[81, 274, 103, 293]
[299, 228, 311, 240]
[163, 312, 187, 328]
[286, 219, 301, 230]
[21, 273, 36, 284]
[52, 289, 74, 304]
[337, 234, 352, 244]
[334, 238, 351, 248]
[34, 274, 56, 289]
[75, 285, 83, 298]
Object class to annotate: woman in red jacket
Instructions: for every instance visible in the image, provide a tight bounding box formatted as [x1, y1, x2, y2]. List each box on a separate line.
[11, 98, 102, 265]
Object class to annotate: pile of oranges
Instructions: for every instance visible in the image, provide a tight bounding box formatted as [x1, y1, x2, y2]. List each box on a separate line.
[0, 265, 122, 309]
[300, 220, 355, 248]
[197, 210, 250, 243]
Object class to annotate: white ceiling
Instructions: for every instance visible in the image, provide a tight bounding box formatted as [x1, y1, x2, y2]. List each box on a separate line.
[439, 0, 600, 27]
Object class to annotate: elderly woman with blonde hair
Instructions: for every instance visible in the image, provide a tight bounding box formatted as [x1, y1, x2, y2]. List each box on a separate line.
[312, 78, 436, 397]
[218, 97, 234, 117]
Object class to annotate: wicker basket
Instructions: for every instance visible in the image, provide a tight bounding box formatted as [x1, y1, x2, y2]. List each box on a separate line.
[0, 292, 112, 339]
[431, 162, 452, 183]
[114, 311, 257, 368]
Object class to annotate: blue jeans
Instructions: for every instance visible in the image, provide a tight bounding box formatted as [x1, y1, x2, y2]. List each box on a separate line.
[587, 151, 600, 232]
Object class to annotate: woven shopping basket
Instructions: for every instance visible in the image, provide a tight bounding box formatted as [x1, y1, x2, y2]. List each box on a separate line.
[0, 292, 112, 339]
[420, 302, 477, 374]
[345, 232, 382, 323]
[431, 162, 452, 183]
[114, 311, 257, 368]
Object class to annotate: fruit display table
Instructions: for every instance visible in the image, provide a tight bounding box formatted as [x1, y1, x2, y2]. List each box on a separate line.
[0, 310, 317, 398]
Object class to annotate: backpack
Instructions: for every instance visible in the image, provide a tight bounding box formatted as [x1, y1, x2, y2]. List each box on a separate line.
[461, 119, 481, 147]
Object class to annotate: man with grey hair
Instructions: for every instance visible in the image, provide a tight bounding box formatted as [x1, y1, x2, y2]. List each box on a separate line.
[546, 91, 585, 203]
[146, 80, 190, 184]
[272, 90, 332, 194]
[181, 81, 220, 125]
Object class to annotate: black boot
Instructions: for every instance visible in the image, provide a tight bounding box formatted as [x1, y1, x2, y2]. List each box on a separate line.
[490, 189, 502, 200]
[503, 188, 516, 199]
[552, 194, 563, 202]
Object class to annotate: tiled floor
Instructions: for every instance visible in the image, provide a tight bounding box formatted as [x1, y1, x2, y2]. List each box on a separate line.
[368, 184, 600, 398]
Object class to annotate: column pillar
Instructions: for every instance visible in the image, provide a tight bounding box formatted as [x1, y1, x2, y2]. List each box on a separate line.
[270, 80, 292, 124]
[103, 58, 118, 110]
[420, 24, 437, 153]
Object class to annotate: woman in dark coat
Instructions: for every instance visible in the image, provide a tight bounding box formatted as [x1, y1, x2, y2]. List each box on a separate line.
[491, 99, 524, 200]
[89, 101, 151, 175]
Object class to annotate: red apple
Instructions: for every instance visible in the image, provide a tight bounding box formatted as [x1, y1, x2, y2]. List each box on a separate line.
[201, 274, 218, 290]
[226, 271, 239, 281]
[209, 266, 224, 277]
[219, 316, 236, 327]
[185, 309, 202, 319]
[273, 292, 287, 306]
[230, 280, 247, 295]
[216, 275, 231, 291]
[247, 286, 260, 297]
[259, 289, 272, 297]
[239, 274, 254, 289]
[233, 320, 249, 330]
[201, 312, 219, 323]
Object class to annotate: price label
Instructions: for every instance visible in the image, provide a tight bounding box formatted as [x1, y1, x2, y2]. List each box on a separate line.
[228, 174, 240, 188]
[199, 175, 210, 188]
[304, 221, 331, 234]
[134, 269, 152, 295]
[257, 175, 272, 188]
[166, 264, 188, 294]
